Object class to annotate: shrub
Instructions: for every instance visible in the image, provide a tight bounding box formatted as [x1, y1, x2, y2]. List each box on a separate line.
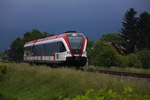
[136, 50, 150, 68]
[91, 41, 119, 67]
[127, 54, 142, 68]
[116, 54, 142, 68]
[63, 88, 150, 100]
[0, 65, 7, 74]
[116, 55, 129, 68]
[0, 93, 17, 100]
[0, 65, 7, 81]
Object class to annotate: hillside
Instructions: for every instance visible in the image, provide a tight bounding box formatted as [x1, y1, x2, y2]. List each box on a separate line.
[0, 62, 150, 100]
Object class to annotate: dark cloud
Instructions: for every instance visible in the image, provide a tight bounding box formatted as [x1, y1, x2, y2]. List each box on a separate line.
[0, 0, 150, 51]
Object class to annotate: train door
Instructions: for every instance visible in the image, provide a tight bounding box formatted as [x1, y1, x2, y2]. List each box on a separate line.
[55, 42, 67, 61]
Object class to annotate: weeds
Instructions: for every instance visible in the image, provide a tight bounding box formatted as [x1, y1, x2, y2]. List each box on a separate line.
[64, 88, 150, 100]
[0, 64, 7, 81]
[0, 93, 17, 100]
[0, 63, 149, 100]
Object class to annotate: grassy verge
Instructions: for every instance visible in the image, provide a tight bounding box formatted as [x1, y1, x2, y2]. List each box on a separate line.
[0, 62, 150, 100]
[84, 66, 150, 74]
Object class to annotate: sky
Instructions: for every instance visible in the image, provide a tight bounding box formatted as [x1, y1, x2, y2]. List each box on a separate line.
[0, 0, 150, 51]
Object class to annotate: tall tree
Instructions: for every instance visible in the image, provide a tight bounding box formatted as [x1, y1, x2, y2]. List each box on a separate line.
[9, 38, 24, 62]
[136, 12, 150, 50]
[121, 8, 138, 53]
[23, 29, 50, 43]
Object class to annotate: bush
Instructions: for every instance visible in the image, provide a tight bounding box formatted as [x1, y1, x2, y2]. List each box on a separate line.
[116, 54, 142, 68]
[63, 88, 150, 100]
[0, 65, 7, 74]
[136, 50, 150, 68]
[116, 55, 129, 68]
[90, 41, 119, 67]
[0, 65, 7, 81]
[0, 93, 17, 100]
[127, 54, 142, 68]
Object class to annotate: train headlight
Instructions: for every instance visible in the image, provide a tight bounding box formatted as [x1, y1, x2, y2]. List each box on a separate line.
[82, 51, 86, 54]
[82, 51, 87, 56]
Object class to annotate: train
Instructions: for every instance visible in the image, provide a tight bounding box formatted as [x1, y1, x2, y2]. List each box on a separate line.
[24, 31, 87, 66]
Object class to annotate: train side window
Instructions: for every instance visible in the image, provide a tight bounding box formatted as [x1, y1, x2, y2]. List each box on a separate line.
[43, 42, 56, 56]
[32, 46, 36, 56]
[24, 46, 32, 56]
[59, 42, 66, 52]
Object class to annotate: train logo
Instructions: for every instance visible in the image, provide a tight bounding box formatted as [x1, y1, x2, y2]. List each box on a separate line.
[24, 31, 87, 66]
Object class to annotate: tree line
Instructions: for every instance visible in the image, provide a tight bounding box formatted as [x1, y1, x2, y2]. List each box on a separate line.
[87, 8, 150, 68]
[1, 8, 150, 68]
[7, 29, 53, 61]
[121, 8, 150, 53]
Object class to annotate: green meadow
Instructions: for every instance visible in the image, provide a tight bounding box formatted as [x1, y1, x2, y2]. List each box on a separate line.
[0, 62, 150, 100]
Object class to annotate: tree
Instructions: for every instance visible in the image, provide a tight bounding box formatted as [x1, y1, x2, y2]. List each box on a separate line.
[136, 12, 150, 50]
[121, 8, 150, 52]
[8, 29, 53, 62]
[87, 40, 94, 65]
[121, 8, 138, 53]
[9, 38, 24, 62]
[23, 29, 50, 43]
[100, 33, 124, 45]
[136, 50, 150, 68]
[90, 40, 119, 67]
[100, 33, 126, 55]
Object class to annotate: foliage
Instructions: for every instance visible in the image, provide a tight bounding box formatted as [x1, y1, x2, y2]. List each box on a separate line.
[64, 88, 150, 100]
[136, 12, 150, 50]
[121, 8, 150, 53]
[87, 40, 94, 49]
[0, 65, 7, 74]
[87, 40, 94, 65]
[22, 29, 52, 43]
[8, 29, 52, 62]
[87, 37, 144, 68]
[121, 8, 138, 53]
[87, 8, 150, 68]
[8, 38, 24, 61]
[0, 63, 150, 100]
[0, 93, 17, 100]
[0, 65, 7, 81]
[116, 55, 129, 68]
[90, 41, 119, 67]
[116, 54, 142, 68]
[100, 33, 124, 45]
[127, 54, 142, 68]
[136, 50, 150, 68]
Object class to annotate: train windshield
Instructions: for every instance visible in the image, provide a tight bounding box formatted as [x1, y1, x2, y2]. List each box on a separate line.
[68, 36, 83, 49]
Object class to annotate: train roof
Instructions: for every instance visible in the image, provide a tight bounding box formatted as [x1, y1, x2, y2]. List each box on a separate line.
[24, 32, 85, 47]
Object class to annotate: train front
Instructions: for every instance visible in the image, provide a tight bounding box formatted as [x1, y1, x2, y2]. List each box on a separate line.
[66, 33, 87, 66]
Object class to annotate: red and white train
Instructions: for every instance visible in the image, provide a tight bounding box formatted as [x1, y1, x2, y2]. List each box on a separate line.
[24, 32, 87, 66]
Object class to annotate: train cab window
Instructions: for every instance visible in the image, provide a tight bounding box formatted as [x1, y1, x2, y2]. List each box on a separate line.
[68, 36, 83, 49]
[58, 42, 66, 52]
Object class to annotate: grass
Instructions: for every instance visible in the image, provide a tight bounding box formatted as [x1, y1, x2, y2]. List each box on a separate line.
[0, 62, 150, 100]
[84, 66, 150, 74]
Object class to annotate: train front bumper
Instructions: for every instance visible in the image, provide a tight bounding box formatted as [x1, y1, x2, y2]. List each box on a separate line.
[66, 56, 87, 66]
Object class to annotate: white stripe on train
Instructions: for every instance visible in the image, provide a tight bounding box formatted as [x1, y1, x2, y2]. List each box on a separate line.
[24, 38, 70, 51]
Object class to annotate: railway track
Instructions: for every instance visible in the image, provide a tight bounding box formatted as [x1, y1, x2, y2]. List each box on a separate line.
[80, 68, 150, 79]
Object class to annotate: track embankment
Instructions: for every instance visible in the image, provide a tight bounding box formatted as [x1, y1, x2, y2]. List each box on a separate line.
[81, 68, 150, 79]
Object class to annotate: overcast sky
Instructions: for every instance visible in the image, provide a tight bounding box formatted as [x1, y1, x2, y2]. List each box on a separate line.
[0, 0, 150, 51]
